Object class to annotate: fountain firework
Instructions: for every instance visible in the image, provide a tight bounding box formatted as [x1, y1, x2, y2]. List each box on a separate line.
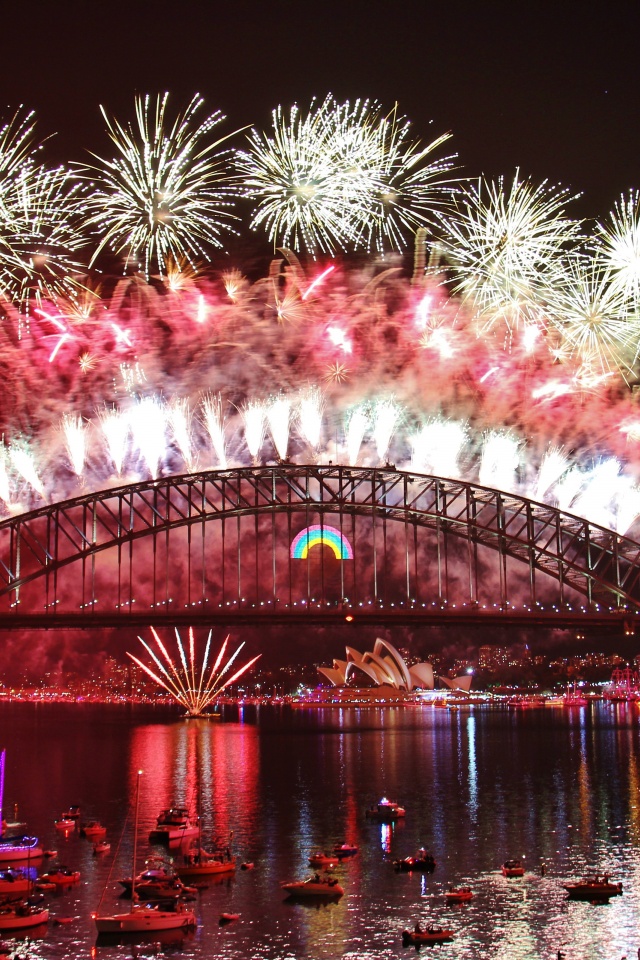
[127, 627, 261, 716]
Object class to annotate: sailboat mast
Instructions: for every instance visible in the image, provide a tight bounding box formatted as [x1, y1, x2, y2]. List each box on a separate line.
[0, 748, 5, 835]
[130, 770, 142, 910]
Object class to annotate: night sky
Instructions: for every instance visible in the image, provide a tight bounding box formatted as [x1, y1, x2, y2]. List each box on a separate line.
[3, 0, 638, 221]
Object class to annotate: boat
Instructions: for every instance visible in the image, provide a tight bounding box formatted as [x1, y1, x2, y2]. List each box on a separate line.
[308, 852, 339, 868]
[54, 818, 76, 830]
[174, 828, 236, 880]
[119, 860, 177, 895]
[0, 868, 32, 900]
[365, 798, 406, 821]
[93, 841, 111, 855]
[39, 867, 81, 886]
[93, 772, 198, 935]
[0, 902, 49, 931]
[219, 912, 239, 924]
[62, 805, 81, 820]
[502, 859, 525, 877]
[604, 666, 640, 702]
[394, 848, 436, 872]
[149, 807, 199, 843]
[281, 875, 344, 898]
[444, 885, 474, 902]
[0, 751, 42, 865]
[240, 862, 255, 871]
[0, 836, 43, 863]
[81, 821, 107, 838]
[563, 874, 623, 899]
[333, 843, 358, 858]
[43, 850, 57, 858]
[402, 926, 454, 945]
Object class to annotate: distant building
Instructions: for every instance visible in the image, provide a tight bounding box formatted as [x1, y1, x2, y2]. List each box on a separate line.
[478, 645, 509, 669]
[318, 638, 472, 693]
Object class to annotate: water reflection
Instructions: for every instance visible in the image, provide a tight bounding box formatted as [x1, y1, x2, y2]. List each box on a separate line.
[4, 702, 640, 958]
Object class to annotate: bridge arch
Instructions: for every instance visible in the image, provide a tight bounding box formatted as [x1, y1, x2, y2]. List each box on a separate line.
[0, 464, 639, 629]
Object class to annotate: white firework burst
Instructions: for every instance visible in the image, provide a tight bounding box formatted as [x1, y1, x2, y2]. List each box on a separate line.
[0, 163, 88, 310]
[81, 93, 240, 277]
[436, 172, 582, 329]
[237, 95, 455, 255]
[595, 189, 640, 310]
[237, 96, 362, 254]
[544, 256, 638, 379]
[365, 105, 457, 252]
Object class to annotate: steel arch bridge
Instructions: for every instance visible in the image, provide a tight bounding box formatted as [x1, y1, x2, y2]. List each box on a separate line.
[0, 464, 640, 631]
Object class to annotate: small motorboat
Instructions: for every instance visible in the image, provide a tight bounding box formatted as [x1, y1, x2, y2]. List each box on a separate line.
[35, 881, 57, 892]
[219, 912, 240, 924]
[240, 862, 255, 871]
[394, 849, 436, 872]
[0, 902, 49, 931]
[502, 859, 525, 877]
[444, 885, 474, 902]
[119, 860, 175, 895]
[333, 843, 358, 858]
[62, 806, 81, 820]
[54, 818, 76, 831]
[365, 798, 406, 822]
[80, 821, 107, 838]
[93, 841, 111, 855]
[563, 874, 623, 899]
[281, 875, 344, 898]
[135, 876, 196, 900]
[308, 852, 339, 868]
[39, 867, 81, 886]
[43, 850, 57, 858]
[402, 926, 454, 945]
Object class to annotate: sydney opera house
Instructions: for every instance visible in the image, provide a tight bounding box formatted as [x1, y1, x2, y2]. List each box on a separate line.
[318, 638, 473, 694]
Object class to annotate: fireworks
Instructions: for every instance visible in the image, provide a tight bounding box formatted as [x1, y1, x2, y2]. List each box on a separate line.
[595, 189, 640, 309]
[0, 156, 88, 310]
[435, 172, 582, 331]
[128, 627, 261, 716]
[81, 93, 240, 278]
[1, 95, 640, 539]
[236, 95, 456, 255]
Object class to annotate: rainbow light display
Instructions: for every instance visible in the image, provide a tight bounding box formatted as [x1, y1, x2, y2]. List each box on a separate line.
[290, 525, 354, 560]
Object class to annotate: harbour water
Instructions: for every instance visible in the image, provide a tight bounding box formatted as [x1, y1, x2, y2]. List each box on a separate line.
[1, 700, 640, 959]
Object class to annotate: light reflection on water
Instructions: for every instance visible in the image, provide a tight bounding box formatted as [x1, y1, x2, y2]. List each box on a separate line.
[1, 702, 640, 958]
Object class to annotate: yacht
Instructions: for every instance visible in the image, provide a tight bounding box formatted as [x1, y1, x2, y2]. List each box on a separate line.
[149, 807, 199, 843]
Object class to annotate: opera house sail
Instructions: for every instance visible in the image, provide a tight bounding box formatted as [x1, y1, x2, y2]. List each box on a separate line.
[317, 639, 472, 693]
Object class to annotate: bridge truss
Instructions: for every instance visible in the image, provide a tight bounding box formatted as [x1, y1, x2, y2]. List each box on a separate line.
[0, 464, 639, 630]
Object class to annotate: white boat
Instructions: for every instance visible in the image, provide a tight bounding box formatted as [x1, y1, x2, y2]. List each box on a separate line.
[93, 772, 198, 935]
[81, 821, 107, 838]
[93, 900, 196, 934]
[93, 841, 111, 855]
[0, 835, 43, 863]
[281, 875, 344, 897]
[0, 868, 32, 899]
[0, 902, 49, 931]
[308, 852, 339, 868]
[149, 807, 199, 843]
[0, 750, 42, 864]
[365, 797, 406, 821]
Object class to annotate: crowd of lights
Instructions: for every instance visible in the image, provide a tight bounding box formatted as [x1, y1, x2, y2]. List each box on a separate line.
[1, 95, 640, 540]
